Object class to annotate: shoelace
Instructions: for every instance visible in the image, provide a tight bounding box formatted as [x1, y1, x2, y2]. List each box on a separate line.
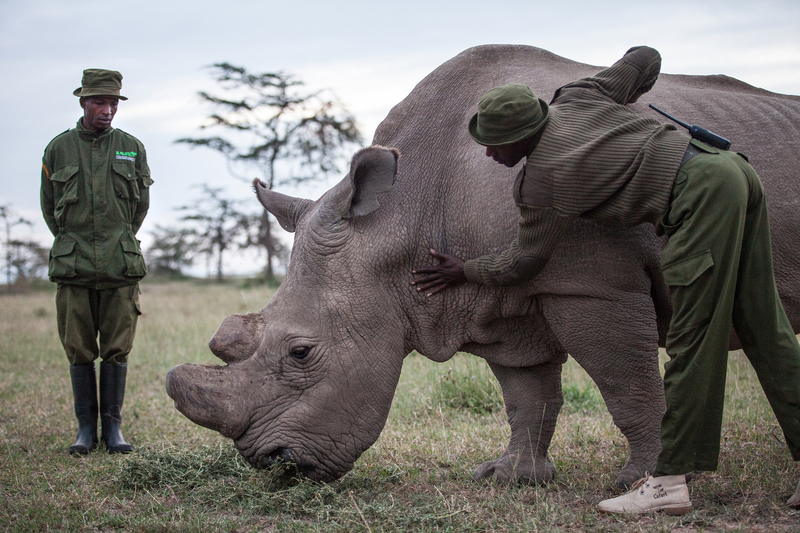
[629, 472, 651, 494]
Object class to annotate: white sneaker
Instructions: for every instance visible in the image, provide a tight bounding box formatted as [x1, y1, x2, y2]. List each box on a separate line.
[598, 474, 692, 515]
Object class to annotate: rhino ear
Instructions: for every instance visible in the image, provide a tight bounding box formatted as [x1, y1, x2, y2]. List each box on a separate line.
[344, 146, 399, 218]
[252, 179, 314, 232]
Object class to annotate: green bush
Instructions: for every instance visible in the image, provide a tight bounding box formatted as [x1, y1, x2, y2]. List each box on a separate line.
[431, 356, 504, 415]
[561, 383, 604, 413]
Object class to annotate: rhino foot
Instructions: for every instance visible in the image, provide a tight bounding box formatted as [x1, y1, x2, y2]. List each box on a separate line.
[614, 461, 652, 490]
[472, 452, 556, 485]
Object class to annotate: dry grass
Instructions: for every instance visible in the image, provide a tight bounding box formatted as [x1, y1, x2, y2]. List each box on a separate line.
[1, 280, 799, 532]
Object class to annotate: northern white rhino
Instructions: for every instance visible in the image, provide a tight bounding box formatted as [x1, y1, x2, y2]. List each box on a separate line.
[166, 45, 800, 489]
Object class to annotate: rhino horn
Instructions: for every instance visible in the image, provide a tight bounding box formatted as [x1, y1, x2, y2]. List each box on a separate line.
[208, 312, 265, 364]
[165, 363, 250, 439]
[252, 179, 314, 233]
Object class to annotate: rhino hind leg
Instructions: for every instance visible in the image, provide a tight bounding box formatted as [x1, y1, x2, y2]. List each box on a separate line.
[578, 344, 664, 490]
[473, 361, 564, 485]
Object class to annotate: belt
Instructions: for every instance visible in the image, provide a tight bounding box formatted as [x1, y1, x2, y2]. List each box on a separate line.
[679, 143, 702, 168]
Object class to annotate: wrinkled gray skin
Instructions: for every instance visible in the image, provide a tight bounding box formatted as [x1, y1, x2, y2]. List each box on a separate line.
[167, 45, 800, 489]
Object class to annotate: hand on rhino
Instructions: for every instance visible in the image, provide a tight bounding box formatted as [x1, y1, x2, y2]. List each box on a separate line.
[411, 249, 467, 296]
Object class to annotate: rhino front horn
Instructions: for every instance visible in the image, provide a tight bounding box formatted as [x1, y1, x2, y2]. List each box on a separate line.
[166, 363, 250, 439]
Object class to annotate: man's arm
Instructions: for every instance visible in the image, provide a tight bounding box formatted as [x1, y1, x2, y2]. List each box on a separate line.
[462, 205, 571, 287]
[411, 238, 550, 297]
[411, 206, 572, 294]
[462, 239, 550, 287]
[131, 145, 152, 234]
[557, 46, 662, 106]
[40, 159, 58, 236]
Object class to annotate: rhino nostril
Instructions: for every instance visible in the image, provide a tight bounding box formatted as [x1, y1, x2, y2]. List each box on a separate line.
[280, 448, 296, 462]
[252, 447, 297, 469]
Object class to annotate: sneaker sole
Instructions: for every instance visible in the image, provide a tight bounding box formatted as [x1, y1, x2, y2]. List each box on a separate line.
[663, 504, 692, 516]
[598, 503, 692, 516]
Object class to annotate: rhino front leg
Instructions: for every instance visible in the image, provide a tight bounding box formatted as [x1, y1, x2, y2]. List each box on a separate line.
[473, 361, 564, 484]
[542, 294, 665, 489]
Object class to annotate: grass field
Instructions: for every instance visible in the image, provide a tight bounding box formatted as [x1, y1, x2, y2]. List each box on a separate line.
[1, 280, 799, 532]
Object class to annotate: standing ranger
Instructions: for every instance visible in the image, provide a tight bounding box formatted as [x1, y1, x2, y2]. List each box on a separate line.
[41, 69, 152, 454]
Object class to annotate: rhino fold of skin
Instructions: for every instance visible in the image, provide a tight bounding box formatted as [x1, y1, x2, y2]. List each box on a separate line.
[166, 44, 800, 488]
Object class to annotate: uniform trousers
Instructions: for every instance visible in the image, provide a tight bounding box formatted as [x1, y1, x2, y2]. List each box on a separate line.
[56, 283, 141, 365]
[655, 143, 800, 474]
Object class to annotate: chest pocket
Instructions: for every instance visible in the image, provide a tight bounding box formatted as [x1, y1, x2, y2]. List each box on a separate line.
[112, 161, 140, 201]
[50, 165, 80, 226]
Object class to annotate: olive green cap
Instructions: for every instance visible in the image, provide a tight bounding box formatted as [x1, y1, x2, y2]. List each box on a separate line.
[73, 69, 128, 100]
[468, 83, 548, 146]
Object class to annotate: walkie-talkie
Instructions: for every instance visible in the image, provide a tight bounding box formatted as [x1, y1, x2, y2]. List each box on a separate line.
[649, 104, 732, 150]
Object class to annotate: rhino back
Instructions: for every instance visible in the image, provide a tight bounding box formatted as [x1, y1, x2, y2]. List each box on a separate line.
[371, 44, 800, 353]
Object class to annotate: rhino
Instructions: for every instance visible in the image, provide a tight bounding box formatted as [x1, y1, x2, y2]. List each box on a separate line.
[166, 45, 800, 489]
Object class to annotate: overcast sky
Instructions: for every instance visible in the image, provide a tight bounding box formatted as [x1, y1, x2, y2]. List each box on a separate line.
[2, 0, 799, 275]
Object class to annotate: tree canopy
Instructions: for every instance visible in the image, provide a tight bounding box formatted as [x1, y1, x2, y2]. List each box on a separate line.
[175, 64, 363, 280]
[175, 185, 254, 282]
[1, 205, 47, 292]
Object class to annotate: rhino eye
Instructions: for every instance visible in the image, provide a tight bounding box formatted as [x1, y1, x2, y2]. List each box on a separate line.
[290, 346, 311, 360]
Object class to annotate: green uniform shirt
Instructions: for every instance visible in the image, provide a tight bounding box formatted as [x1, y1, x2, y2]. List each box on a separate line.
[464, 46, 690, 286]
[41, 119, 153, 289]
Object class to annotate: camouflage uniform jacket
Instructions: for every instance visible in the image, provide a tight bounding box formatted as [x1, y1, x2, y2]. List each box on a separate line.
[41, 119, 153, 289]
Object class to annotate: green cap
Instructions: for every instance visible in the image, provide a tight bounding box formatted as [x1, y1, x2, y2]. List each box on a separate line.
[73, 69, 128, 100]
[468, 83, 548, 146]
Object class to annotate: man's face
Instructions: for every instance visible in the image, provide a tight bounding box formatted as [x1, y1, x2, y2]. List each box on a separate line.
[485, 139, 530, 168]
[81, 96, 119, 132]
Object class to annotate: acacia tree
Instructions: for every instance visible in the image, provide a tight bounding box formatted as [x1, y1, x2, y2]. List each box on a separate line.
[176, 63, 363, 280]
[6, 239, 48, 287]
[145, 225, 198, 277]
[177, 185, 253, 282]
[1, 205, 47, 292]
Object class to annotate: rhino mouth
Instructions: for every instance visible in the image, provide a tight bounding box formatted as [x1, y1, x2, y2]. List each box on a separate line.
[246, 446, 321, 479]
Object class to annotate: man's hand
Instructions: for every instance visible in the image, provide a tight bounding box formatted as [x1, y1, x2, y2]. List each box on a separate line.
[411, 249, 467, 296]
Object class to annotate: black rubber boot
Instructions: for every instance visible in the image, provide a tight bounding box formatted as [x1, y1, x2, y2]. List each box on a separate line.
[99, 361, 134, 454]
[67, 363, 98, 455]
